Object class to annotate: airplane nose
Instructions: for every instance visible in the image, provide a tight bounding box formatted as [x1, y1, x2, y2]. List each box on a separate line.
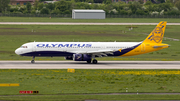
[15, 48, 21, 55]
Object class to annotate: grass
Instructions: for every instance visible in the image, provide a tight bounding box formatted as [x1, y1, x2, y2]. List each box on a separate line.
[1, 69, 180, 100]
[1, 95, 180, 100]
[0, 25, 179, 61]
[1, 17, 180, 23]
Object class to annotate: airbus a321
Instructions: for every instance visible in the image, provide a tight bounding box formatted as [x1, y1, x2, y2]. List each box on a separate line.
[15, 21, 169, 64]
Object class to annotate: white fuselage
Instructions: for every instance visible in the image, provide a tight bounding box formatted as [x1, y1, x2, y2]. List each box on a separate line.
[15, 42, 141, 57]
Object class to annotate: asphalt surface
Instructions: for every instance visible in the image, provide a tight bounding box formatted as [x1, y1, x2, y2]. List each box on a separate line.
[0, 22, 180, 25]
[0, 93, 180, 97]
[0, 61, 179, 69]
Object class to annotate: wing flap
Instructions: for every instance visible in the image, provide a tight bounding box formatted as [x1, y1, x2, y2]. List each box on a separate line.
[68, 49, 117, 57]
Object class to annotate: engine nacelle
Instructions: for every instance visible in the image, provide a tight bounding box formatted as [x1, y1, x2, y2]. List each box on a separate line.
[73, 54, 91, 61]
[65, 56, 73, 60]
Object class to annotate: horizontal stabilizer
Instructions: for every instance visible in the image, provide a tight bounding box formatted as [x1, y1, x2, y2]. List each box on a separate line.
[153, 45, 170, 48]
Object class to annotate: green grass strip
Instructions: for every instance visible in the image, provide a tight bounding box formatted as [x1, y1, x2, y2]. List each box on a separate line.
[0, 25, 179, 60]
[0, 17, 180, 23]
[1, 69, 180, 95]
[1, 95, 180, 100]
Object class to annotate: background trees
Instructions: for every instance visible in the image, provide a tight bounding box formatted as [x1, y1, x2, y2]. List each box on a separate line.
[2, 0, 180, 16]
[0, 0, 10, 13]
[26, 2, 32, 13]
[40, 8, 50, 14]
[34, 0, 39, 10]
[175, 0, 180, 10]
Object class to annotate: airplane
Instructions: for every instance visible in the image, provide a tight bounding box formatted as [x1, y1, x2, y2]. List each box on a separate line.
[15, 21, 169, 64]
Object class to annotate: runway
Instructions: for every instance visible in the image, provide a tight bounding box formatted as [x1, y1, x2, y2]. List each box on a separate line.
[0, 22, 180, 25]
[0, 61, 179, 69]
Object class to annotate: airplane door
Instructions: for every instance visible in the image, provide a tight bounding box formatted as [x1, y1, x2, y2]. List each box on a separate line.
[141, 43, 145, 52]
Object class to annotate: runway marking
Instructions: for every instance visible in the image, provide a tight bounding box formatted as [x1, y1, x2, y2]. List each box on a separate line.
[0, 83, 19, 87]
[0, 93, 180, 96]
[67, 68, 75, 73]
[0, 22, 180, 25]
[0, 61, 180, 69]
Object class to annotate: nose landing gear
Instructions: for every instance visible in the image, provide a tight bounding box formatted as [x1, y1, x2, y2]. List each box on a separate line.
[31, 56, 35, 63]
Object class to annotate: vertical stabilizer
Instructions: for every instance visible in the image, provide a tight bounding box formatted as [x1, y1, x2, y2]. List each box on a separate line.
[143, 21, 167, 44]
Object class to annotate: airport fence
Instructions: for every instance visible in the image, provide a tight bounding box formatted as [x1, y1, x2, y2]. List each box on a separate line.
[106, 14, 180, 18]
[0, 13, 180, 18]
[0, 13, 72, 18]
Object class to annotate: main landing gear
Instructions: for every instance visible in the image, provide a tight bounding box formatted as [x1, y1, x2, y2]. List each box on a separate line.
[86, 59, 98, 64]
[87, 55, 98, 64]
[87, 60, 91, 64]
[31, 56, 35, 63]
[92, 59, 97, 64]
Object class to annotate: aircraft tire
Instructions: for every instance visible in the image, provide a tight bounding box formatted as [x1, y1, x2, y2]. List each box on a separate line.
[31, 60, 35, 63]
[87, 60, 91, 64]
[92, 59, 97, 64]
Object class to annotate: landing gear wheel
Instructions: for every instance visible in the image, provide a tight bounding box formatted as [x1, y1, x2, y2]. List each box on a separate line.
[31, 60, 35, 63]
[92, 59, 97, 64]
[87, 60, 91, 64]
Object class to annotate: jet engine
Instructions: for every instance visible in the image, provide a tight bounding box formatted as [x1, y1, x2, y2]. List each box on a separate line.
[73, 54, 91, 61]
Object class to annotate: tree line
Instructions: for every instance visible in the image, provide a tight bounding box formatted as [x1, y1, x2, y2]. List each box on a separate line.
[0, 0, 180, 16]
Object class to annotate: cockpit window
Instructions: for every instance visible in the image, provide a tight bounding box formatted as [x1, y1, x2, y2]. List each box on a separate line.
[20, 46, 28, 48]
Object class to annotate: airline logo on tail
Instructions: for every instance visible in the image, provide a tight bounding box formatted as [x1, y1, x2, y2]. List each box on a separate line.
[144, 21, 166, 44]
[148, 22, 165, 43]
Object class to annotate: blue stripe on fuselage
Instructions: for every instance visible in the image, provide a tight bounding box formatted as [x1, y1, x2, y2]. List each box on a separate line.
[20, 51, 73, 57]
[106, 43, 142, 56]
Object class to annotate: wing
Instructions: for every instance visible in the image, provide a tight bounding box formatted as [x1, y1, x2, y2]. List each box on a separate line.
[70, 49, 119, 57]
